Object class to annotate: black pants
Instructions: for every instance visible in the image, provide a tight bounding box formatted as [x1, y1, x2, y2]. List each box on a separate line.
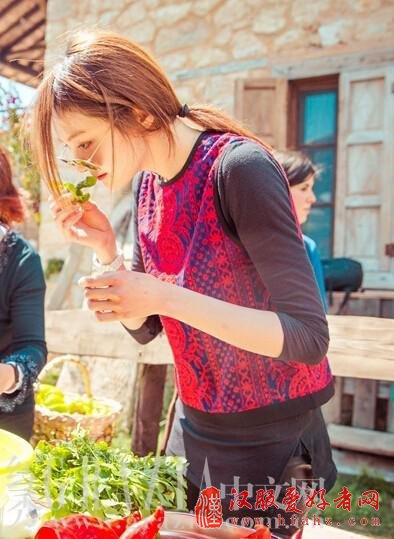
[0, 403, 34, 442]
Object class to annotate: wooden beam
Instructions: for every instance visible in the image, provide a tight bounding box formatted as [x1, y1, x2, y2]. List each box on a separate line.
[352, 380, 377, 429]
[34, 0, 47, 18]
[44, 311, 394, 375]
[328, 424, 394, 457]
[322, 377, 343, 424]
[7, 45, 45, 60]
[1, 18, 45, 53]
[45, 309, 173, 364]
[333, 290, 394, 301]
[272, 43, 394, 79]
[327, 315, 394, 381]
[0, 4, 40, 43]
[0, 0, 20, 22]
[7, 36, 45, 56]
[0, 58, 40, 80]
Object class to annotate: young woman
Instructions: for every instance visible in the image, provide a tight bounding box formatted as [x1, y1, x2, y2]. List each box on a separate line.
[0, 145, 47, 440]
[31, 30, 336, 536]
[275, 151, 328, 311]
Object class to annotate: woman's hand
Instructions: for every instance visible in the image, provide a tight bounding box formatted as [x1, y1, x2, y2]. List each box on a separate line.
[79, 270, 166, 322]
[49, 195, 117, 263]
[79, 268, 286, 358]
[0, 364, 16, 394]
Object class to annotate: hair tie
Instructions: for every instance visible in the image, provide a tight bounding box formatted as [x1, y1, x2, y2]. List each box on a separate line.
[178, 104, 190, 117]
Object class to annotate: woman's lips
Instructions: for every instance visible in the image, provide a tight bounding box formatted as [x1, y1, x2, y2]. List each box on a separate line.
[97, 173, 107, 181]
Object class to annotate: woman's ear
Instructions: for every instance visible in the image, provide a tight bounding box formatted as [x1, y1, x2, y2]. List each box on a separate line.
[134, 109, 155, 129]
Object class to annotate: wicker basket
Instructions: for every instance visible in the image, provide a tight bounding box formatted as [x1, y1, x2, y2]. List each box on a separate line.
[32, 355, 122, 446]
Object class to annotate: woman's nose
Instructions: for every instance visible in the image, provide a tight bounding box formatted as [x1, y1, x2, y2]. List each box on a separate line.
[308, 190, 317, 204]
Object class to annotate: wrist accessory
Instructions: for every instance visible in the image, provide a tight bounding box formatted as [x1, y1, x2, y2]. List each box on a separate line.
[92, 252, 124, 274]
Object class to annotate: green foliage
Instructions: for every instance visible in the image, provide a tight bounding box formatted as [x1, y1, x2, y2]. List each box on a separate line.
[28, 431, 187, 520]
[309, 470, 394, 538]
[64, 175, 97, 203]
[44, 257, 64, 280]
[0, 84, 41, 218]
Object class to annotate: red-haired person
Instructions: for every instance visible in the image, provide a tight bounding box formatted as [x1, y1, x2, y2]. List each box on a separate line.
[31, 30, 336, 536]
[0, 145, 47, 440]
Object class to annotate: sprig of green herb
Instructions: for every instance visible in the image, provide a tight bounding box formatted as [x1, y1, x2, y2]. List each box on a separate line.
[63, 175, 97, 203]
[28, 431, 187, 520]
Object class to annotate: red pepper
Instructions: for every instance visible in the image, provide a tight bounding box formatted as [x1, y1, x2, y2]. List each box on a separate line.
[119, 507, 165, 539]
[246, 524, 272, 538]
[109, 511, 143, 536]
[35, 515, 118, 539]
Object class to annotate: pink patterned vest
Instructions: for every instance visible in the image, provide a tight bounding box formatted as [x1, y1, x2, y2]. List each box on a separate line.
[137, 133, 332, 414]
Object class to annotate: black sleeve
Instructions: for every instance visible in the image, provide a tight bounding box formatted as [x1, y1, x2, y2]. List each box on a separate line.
[0, 243, 47, 411]
[121, 173, 163, 345]
[215, 141, 329, 365]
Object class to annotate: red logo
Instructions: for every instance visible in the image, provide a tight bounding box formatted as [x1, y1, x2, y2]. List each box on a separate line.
[358, 490, 379, 511]
[195, 486, 223, 529]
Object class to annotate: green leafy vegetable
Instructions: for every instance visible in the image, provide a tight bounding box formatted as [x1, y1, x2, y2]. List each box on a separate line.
[64, 175, 97, 203]
[28, 431, 187, 520]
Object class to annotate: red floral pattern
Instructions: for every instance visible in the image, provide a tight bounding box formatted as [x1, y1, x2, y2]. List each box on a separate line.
[138, 133, 332, 413]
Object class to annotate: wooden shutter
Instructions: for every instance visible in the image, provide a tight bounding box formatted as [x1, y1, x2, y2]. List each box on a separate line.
[335, 66, 394, 289]
[234, 78, 288, 148]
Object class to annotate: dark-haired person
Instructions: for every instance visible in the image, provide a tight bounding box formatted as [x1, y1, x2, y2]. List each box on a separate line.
[32, 30, 336, 536]
[0, 145, 47, 440]
[275, 150, 328, 311]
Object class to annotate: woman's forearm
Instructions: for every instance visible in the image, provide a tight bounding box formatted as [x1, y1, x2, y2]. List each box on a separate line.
[160, 283, 284, 358]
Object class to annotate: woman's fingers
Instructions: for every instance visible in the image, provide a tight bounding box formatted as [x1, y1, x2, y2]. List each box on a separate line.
[54, 205, 83, 228]
[84, 287, 119, 301]
[95, 311, 121, 322]
[79, 273, 119, 289]
[49, 193, 75, 215]
[52, 203, 76, 222]
[87, 299, 119, 312]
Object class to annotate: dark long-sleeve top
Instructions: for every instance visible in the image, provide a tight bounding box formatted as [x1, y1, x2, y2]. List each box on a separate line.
[126, 135, 329, 366]
[0, 228, 47, 412]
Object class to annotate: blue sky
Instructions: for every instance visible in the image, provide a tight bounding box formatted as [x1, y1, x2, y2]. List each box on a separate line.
[0, 75, 36, 108]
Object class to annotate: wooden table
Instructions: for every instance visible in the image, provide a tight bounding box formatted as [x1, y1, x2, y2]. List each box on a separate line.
[330, 289, 394, 317]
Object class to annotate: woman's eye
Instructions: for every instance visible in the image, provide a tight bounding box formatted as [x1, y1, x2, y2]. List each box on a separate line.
[78, 141, 91, 151]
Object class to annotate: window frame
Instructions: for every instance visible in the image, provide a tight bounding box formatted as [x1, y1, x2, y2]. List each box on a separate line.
[288, 75, 339, 257]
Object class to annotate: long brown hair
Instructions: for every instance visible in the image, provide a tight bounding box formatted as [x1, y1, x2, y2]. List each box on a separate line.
[0, 145, 25, 225]
[30, 29, 268, 193]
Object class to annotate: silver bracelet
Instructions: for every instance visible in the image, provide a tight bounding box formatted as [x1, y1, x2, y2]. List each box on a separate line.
[3, 363, 24, 394]
[92, 252, 124, 274]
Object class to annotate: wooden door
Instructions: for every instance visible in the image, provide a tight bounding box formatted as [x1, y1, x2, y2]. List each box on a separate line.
[335, 66, 394, 289]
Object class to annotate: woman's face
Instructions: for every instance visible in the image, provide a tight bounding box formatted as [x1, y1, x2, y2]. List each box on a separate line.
[290, 174, 317, 225]
[54, 111, 148, 191]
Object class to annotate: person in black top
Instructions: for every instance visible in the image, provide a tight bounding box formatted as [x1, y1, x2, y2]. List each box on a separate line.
[0, 145, 47, 441]
[30, 30, 336, 536]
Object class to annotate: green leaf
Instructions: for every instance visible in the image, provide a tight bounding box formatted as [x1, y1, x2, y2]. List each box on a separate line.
[63, 182, 77, 195]
[77, 175, 97, 189]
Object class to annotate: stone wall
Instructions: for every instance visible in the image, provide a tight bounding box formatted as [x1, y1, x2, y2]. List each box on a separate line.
[41, 0, 394, 306]
[44, 0, 394, 110]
